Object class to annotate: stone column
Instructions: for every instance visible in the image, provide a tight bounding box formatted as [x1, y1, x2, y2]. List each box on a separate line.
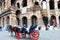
[39, 0, 42, 8]
[20, 19, 23, 27]
[9, 14, 11, 25]
[7, 0, 11, 7]
[5, 0, 8, 9]
[1, 17, 3, 27]
[27, 0, 33, 8]
[37, 18, 41, 26]
[0, 8, 1, 14]
[14, 16, 17, 26]
[2, 2, 5, 11]
[54, 0, 59, 27]
[4, 16, 6, 27]
[2, 18, 5, 27]
[13, 17, 17, 26]
[46, 0, 50, 25]
[11, 12, 17, 26]
[27, 19, 31, 27]
[0, 18, 1, 26]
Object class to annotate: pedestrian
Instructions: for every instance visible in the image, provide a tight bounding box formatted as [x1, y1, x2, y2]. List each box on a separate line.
[29, 25, 38, 34]
[21, 25, 28, 38]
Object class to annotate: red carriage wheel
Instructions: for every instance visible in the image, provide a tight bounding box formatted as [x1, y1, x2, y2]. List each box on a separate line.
[16, 32, 20, 39]
[30, 30, 39, 40]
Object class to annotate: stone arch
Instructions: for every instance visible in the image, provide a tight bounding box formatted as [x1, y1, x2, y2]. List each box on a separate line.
[16, 10, 20, 26]
[22, 0, 27, 7]
[6, 16, 10, 26]
[16, 18, 20, 26]
[49, 0, 54, 10]
[50, 15, 57, 27]
[16, 10, 20, 15]
[31, 15, 37, 26]
[11, 0, 16, 5]
[42, 16, 48, 27]
[22, 16, 27, 27]
[17, 2, 20, 8]
[34, 1, 39, 5]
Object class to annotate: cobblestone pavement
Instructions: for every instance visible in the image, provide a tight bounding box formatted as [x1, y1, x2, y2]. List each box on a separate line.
[0, 29, 60, 40]
[39, 30, 60, 40]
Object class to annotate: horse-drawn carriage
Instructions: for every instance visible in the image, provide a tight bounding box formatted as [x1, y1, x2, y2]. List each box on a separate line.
[7, 25, 40, 40]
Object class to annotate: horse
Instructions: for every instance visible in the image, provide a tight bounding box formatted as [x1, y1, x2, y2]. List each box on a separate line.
[8, 25, 18, 37]
[8, 25, 40, 39]
[8, 25, 27, 37]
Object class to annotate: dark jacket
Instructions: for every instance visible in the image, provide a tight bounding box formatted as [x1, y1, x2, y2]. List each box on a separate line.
[29, 25, 37, 33]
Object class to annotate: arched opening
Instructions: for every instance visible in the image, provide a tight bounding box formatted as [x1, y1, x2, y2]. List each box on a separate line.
[43, 16, 48, 27]
[43, 0, 46, 1]
[59, 16, 60, 26]
[6, 16, 10, 26]
[34, 1, 39, 5]
[58, 0, 60, 9]
[16, 18, 20, 26]
[16, 10, 20, 26]
[31, 15, 37, 26]
[17, 3, 20, 8]
[11, 0, 16, 5]
[16, 10, 20, 15]
[22, 0, 27, 7]
[3, 0, 5, 8]
[50, 15, 57, 27]
[22, 17, 27, 27]
[3, 18, 5, 27]
[49, 0, 55, 10]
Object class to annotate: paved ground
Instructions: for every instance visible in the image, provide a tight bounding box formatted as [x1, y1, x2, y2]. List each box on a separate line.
[0, 29, 60, 40]
[40, 30, 60, 40]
